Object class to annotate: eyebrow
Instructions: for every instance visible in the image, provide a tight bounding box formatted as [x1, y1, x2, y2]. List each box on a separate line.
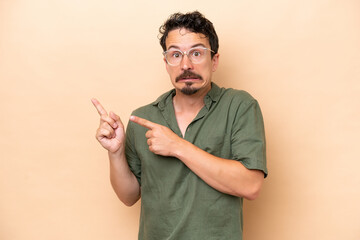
[167, 43, 207, 51]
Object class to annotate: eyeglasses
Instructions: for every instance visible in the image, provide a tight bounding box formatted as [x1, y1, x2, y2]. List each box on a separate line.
[163, 47, 215, 66]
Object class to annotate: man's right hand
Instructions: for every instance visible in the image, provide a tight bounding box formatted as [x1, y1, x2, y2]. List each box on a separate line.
[91, 98, 125, 153]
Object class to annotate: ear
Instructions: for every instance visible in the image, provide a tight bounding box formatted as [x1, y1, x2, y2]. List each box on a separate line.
[211, 53, 220, 72]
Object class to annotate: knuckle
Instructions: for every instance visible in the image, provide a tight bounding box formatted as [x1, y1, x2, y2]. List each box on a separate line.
[101, 122, 111, 129]
[100, 129, 107, 136]
[96, 127, 102, 137]
[101, 128, 111, 137]
[149, 145, 155, 153]
[101, 115, 113, 124]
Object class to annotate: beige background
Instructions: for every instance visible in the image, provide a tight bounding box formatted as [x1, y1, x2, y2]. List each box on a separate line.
[1, 0, 359, 239]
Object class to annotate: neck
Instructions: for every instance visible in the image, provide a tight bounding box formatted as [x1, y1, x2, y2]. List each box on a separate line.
[173, 85, 211, 112]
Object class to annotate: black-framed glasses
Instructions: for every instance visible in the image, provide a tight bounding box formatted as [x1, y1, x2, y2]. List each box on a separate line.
[163, 47, 215, 66]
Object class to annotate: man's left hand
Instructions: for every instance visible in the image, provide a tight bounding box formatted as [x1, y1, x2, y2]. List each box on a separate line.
[130, 115, 183, 157]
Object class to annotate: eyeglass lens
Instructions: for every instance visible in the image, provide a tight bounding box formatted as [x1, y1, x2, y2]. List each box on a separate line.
[165, 48, 210, 66]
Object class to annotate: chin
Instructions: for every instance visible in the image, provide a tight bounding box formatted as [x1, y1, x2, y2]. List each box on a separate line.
[180, 86, 199, 95]
[178, 81, 202, 95]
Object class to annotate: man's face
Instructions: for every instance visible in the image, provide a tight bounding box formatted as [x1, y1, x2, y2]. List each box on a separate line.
[164, 28, 219, 96]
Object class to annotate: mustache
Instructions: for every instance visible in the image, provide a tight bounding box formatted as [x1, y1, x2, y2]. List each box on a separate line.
[175, 70, 203, 82]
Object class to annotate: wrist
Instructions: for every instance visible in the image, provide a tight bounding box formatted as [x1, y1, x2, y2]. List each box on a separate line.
[172, 138, 191, 160]
[108, 145, 125, 159]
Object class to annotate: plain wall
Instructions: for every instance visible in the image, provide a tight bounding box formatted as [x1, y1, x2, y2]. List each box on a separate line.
[1, 0, 359, 239]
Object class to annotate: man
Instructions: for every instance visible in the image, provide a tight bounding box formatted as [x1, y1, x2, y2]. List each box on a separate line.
[92, 11, 267, 240]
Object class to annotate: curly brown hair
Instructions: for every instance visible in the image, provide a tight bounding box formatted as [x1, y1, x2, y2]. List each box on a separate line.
[159, 11, 219, 58]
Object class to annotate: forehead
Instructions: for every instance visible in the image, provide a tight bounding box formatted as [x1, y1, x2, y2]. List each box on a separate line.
[165, 28, 210, 50]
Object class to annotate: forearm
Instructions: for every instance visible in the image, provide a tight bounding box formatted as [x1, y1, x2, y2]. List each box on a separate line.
[108, 149, 141, 206]
[173, 140, 264, 200]
[128, 115, 264, 199]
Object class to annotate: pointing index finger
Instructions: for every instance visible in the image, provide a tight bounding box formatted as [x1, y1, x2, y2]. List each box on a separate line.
[130, 116, 157, 130]
[91, 98, 108, 116]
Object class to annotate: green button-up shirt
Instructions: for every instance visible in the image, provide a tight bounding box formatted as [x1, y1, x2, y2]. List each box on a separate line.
[125, 83, 267, 240]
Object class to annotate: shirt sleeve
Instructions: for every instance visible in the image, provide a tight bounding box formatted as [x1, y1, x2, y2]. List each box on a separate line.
[231, 99, 268, 177]
[125, 120, 142, 185]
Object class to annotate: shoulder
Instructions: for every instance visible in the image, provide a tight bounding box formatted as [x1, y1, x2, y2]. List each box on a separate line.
[212, 86, 263, 120]
[224, 88, 255, 100]
[131, 103, 155, 117]
[219, 87, 257, 107]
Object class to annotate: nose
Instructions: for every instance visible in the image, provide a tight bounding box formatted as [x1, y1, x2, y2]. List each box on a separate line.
[180, 54, 194, 70]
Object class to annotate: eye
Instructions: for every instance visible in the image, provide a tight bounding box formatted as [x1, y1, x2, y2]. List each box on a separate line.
[171, 51, 182, 58]
[190, 49, 203, 57]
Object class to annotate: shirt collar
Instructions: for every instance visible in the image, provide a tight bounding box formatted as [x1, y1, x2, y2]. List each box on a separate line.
[205, 82, 221, 105]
